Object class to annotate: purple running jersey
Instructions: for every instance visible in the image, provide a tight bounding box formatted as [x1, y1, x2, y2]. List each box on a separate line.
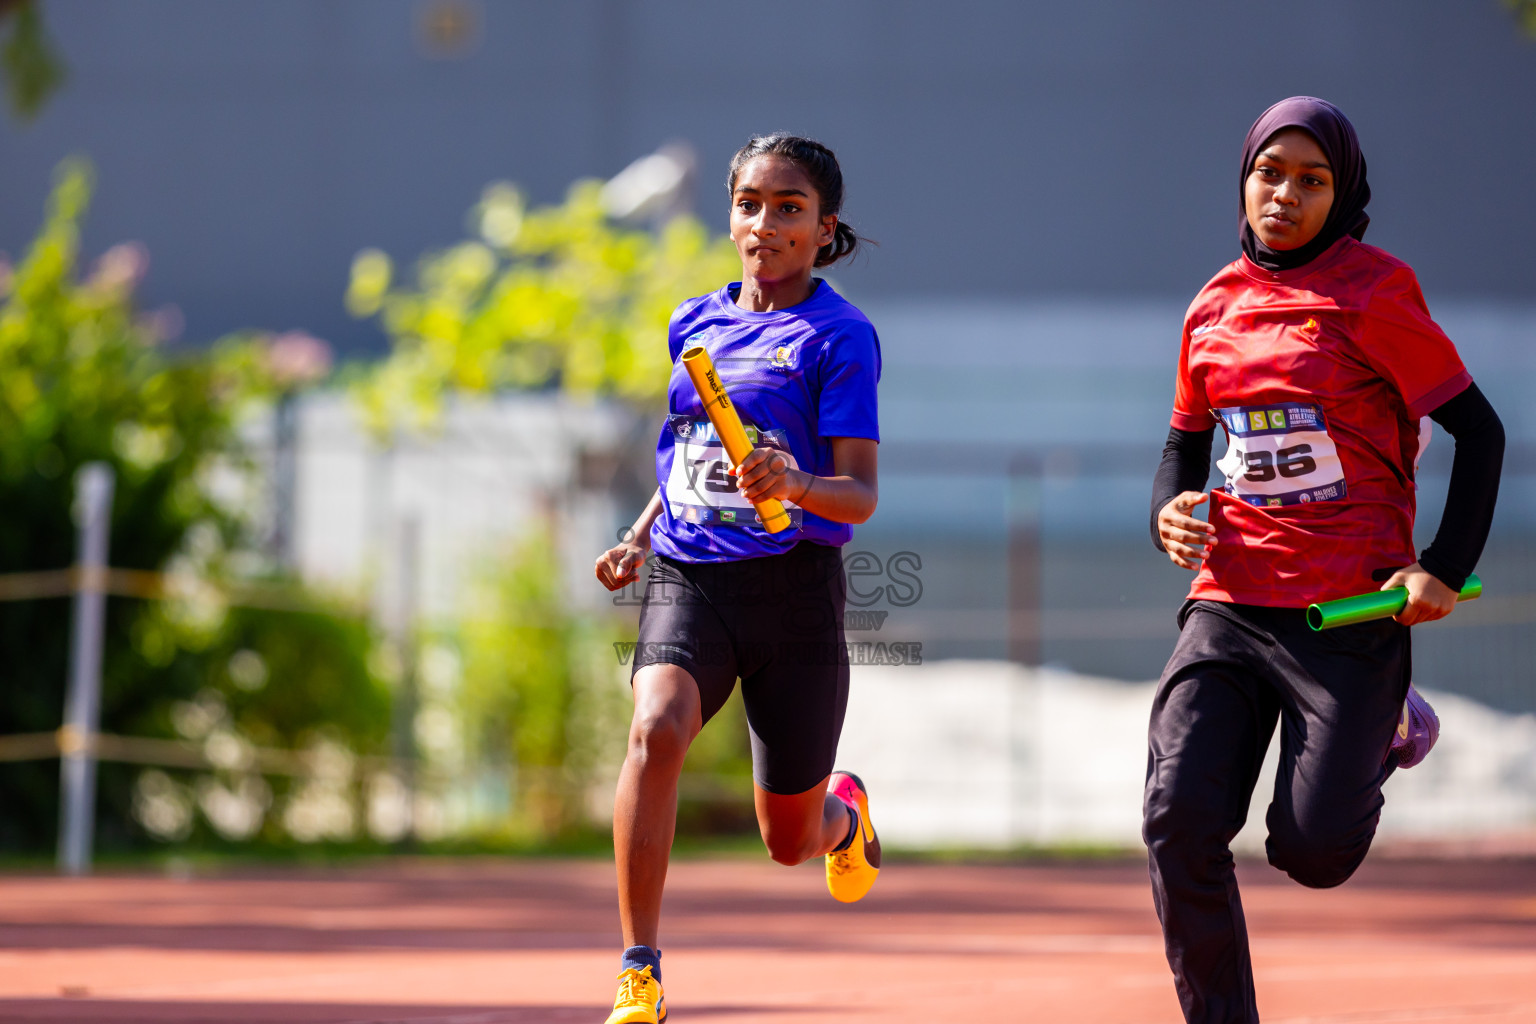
[650, 280, 880, 563]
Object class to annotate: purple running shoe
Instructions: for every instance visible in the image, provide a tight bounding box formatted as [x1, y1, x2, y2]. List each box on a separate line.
[1390, 684, 1440, 769]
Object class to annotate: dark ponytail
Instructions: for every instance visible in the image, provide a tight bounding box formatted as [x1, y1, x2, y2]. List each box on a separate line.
[727, 134, 861, 268]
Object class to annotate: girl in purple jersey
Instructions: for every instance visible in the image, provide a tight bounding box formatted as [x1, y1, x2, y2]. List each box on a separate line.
[592, 135, 882, 1024]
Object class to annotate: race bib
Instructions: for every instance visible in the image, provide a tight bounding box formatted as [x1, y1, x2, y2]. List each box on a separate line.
[663, 416, 803, 529]
[1214, 402, 1347, 507]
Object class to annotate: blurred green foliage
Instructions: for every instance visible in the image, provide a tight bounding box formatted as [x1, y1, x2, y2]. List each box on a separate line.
[213, 607, 389, 754]
[447, 531, 754, 842]
[1511, 0, 1536, 33]
[351, 180, 755, 842]
[675, 689, 756, 835]
[0, 161, 388, 852]
[0, 0, 64, 121]
[126, 602, 391, 849]
[453, 528, 629, 839]
[347, 180, 739, 433]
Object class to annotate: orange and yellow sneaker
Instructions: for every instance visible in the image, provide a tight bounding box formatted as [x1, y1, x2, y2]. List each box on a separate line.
[605, 965, 666, 1024]
[826, 771, 880, 903]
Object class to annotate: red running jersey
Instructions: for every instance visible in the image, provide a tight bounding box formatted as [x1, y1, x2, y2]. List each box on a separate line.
[1171, 237, 1471, 607]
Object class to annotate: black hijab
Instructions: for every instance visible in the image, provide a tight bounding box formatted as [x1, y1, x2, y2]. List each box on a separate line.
[1239, 96, 1371, 272]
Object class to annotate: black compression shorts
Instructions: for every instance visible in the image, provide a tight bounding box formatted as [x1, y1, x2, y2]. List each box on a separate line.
[631, 541, 849, 795]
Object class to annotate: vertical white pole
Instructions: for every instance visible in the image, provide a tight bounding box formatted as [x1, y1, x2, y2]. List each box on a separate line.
[58, 462, 115, 876]
[270, 390, 298, 568]
[389, 515, 420, 839]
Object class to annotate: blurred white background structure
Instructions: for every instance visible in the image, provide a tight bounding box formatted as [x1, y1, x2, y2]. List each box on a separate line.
[284, 393, 637, 620]
[838, 664, 1536, 851]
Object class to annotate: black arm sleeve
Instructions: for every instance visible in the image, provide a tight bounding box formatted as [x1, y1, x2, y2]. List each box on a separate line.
[1150, 426, 1215, 552]
[1418, 382, 1504, 592]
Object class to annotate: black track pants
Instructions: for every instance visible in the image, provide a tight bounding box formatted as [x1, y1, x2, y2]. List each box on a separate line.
[1142, 600, 1410, 1024]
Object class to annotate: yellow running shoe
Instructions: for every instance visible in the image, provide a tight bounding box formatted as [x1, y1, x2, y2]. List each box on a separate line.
[825, 771, 880, 903]
[605, 965, 666, 1024]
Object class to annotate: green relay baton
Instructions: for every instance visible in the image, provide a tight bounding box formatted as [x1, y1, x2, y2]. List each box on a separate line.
[1306, 573, 1482, 631]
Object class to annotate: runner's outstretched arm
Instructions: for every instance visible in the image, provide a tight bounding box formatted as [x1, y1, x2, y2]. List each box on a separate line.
[595, 488, 663, 591]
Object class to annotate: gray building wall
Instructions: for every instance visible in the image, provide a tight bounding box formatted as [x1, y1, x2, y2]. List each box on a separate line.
[4, 2, 1533, 697]
[0, 1, 1532, 352]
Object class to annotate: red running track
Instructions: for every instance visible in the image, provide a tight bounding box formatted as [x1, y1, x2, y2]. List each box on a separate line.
[1, 854, 1534, 1022]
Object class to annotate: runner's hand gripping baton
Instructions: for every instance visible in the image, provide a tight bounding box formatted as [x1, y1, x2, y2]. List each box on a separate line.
[679, 345, 793, 534]
[1306, 573, 1482, 631]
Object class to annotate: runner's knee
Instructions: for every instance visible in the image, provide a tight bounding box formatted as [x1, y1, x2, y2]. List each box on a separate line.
[758, 799, 829, 867]
[761, 825, 818, 866]
[628, 706, 693, 766]
[1144, 763, 1232, 854]
[1265, 820, 1373, 889]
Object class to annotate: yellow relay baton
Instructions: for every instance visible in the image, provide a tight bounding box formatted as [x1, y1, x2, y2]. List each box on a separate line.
[679, 345, 794, 534]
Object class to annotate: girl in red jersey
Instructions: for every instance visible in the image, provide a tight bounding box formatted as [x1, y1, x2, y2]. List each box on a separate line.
[1144, 97, 1504, 1024]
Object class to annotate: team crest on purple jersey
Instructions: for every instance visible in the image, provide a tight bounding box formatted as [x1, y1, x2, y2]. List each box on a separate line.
[650, 281, 881, 563]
